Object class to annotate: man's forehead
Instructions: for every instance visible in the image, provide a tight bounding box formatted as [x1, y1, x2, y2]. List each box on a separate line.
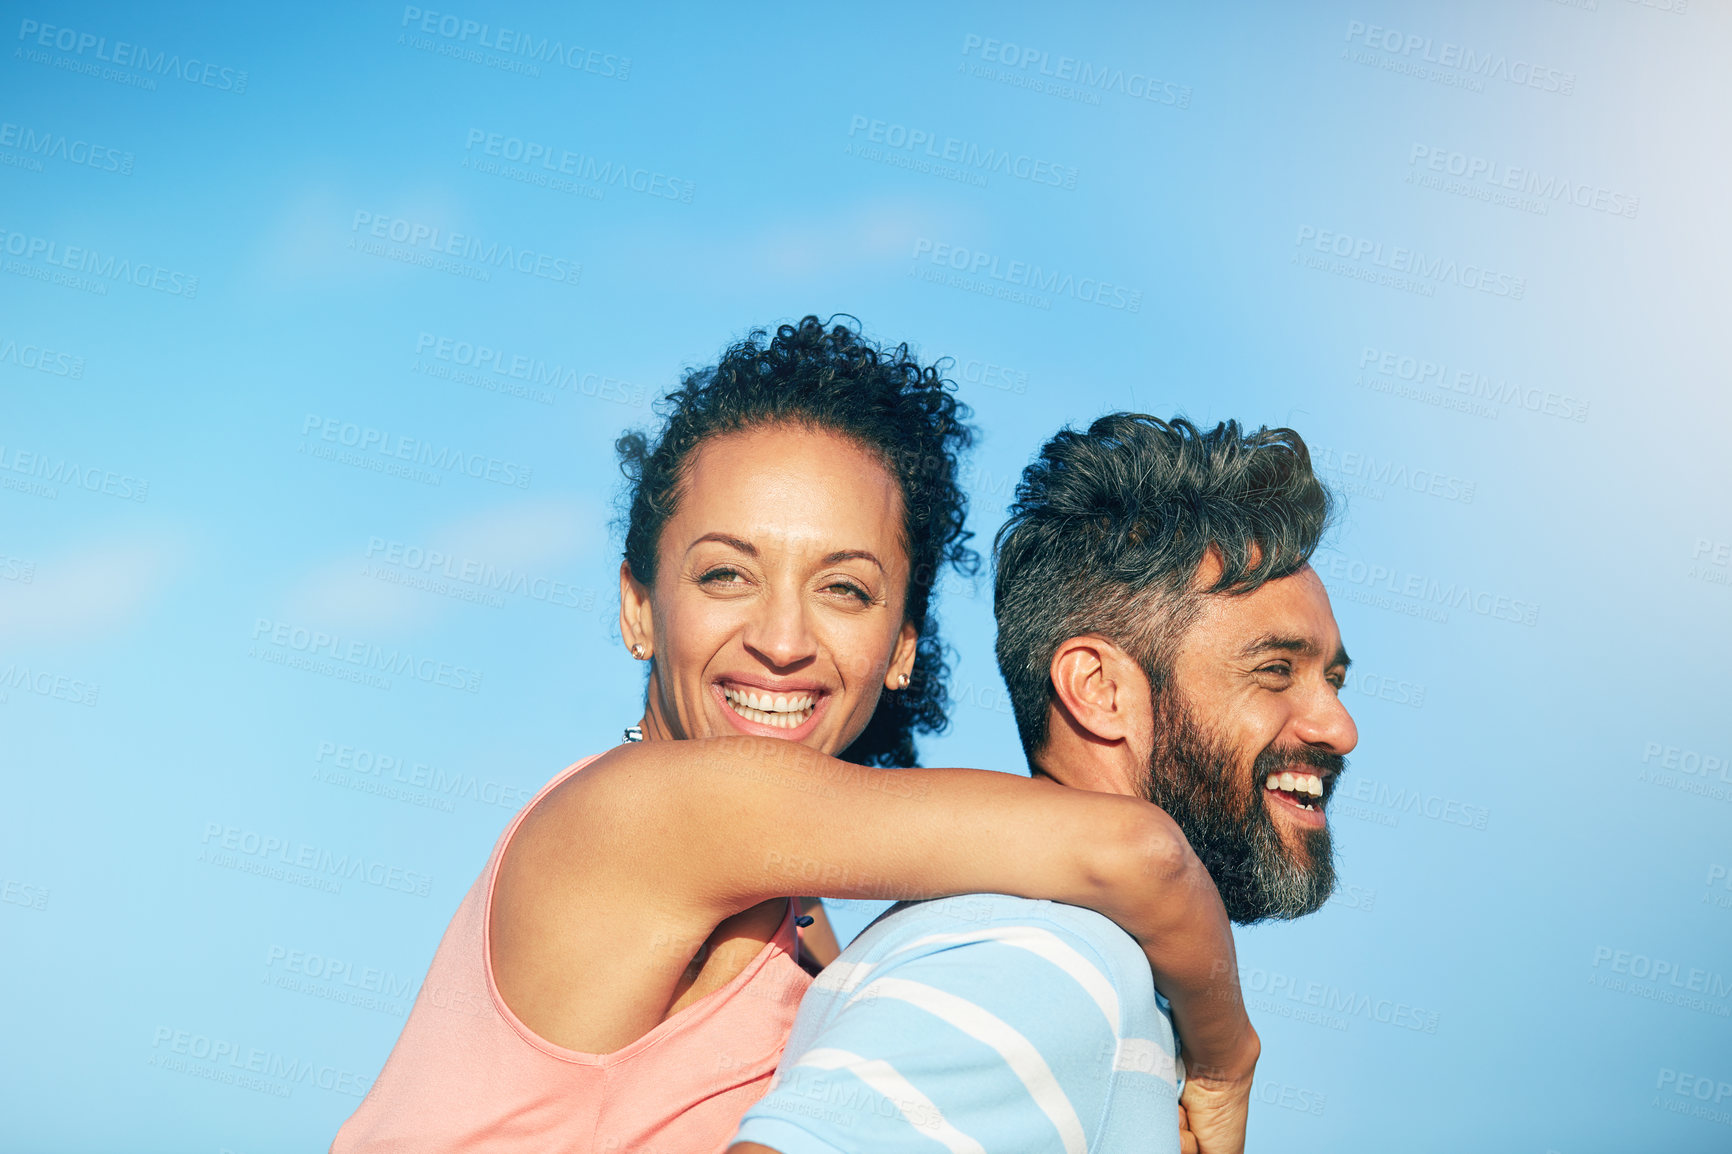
[1188, 564, 1347, 661]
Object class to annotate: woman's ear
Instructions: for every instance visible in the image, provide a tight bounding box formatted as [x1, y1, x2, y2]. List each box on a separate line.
[619, 560, 654, 659]
[1047, 636, 1151, 744]
[883, 620, 919, 691]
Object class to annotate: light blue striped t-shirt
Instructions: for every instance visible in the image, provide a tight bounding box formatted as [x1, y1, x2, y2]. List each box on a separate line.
[732, 894, 1182, 1154]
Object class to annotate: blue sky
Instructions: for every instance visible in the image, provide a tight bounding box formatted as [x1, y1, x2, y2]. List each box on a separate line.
[3, 2, 1730, 1150]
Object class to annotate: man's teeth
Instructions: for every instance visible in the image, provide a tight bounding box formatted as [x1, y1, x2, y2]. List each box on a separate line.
[1265, 771, 1325, 810]
[723, 687, 816, 729]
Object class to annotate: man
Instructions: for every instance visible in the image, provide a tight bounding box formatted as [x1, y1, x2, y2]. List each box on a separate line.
[730, 415, 1359, 1154]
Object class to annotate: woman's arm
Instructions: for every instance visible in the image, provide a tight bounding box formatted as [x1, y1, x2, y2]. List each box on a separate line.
[491, 735, 1254, 1100]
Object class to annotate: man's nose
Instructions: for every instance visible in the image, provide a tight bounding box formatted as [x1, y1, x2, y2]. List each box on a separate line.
[740, 585, 818, 670]
[1296, 682, 1359, 755]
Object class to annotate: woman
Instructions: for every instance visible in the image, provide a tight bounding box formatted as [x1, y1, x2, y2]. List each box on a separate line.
[332, 318, 1256, 1153]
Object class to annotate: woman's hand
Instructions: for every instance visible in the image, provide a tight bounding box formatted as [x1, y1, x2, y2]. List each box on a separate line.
[1086, 805, 1258, 1147]
[1177, 1053, 1256, 1154]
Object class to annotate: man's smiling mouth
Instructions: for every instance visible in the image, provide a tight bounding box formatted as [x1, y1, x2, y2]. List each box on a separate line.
[1264, 770, 1325, 812]
[722, 686, 817, 729]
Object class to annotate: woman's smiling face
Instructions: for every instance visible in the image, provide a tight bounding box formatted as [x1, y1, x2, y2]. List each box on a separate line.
[620, 423, 918, 757]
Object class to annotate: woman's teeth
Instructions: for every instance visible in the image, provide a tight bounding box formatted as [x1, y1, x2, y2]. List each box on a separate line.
[723, 687, 816, 729]
[1265, 771, 1325, 811]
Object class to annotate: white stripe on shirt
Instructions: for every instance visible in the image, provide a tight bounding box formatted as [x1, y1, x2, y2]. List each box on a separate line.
[790, 1047, 987, 1154]
[893, 925, 1122, 1029]
[853, 977, 1088, 1154]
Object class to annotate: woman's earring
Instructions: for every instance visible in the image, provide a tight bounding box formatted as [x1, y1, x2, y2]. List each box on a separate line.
[896, 672, 910, 689]
[631, 644, 647, 660]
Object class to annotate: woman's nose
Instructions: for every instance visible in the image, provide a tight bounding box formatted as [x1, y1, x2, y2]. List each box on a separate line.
[740, 586, 818, 669]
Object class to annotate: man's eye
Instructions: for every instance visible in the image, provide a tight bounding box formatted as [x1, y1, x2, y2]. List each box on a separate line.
[1257, 663, 1292, 677]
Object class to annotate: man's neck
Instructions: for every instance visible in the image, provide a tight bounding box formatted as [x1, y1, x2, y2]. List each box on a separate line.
[1031, 722, 1144, 800]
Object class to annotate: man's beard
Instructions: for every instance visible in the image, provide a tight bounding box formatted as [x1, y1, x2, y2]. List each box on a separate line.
[1141, 689, 1344, 925]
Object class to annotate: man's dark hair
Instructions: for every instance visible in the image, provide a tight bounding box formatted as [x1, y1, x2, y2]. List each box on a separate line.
[994, 414, 1332, 754]
[617, 315, 979, 767]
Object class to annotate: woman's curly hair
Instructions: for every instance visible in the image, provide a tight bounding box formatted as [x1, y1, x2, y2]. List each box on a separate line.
[616, 315, 978, 767]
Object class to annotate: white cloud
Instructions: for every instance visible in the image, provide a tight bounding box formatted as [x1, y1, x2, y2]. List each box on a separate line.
[282, 496, 609, 630]
[0, 531, 188, 642]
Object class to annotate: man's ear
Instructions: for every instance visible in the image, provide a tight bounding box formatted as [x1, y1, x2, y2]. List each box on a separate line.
[619, 560, 654, 658]
[1048, 635, 1152, 744]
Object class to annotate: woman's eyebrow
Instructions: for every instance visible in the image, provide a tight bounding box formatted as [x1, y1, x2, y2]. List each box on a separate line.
[822, 550, 883, 572]
[686, 532, 756, 556]
[684, 536, 883, 573]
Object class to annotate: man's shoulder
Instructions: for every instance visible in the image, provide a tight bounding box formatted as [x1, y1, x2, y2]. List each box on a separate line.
[826, 894, 1161, 1024]
[856, 894, 1146, 968]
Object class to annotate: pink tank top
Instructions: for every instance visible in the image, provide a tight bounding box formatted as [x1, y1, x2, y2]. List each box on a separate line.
[332, 753, 813, 1153]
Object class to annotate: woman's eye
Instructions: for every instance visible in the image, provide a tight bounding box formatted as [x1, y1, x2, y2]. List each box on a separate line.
[827, 581, 872, 604]
[698, 567, 745, 585]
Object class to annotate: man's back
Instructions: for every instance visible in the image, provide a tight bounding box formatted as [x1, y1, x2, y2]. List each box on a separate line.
[734, 894, 1182, 1153]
